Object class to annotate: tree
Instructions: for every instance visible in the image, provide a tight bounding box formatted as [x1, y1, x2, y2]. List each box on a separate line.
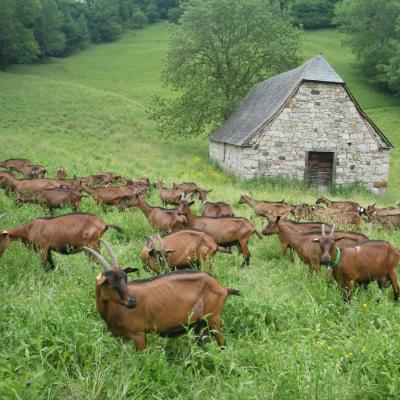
[87, 0, 122, 42]
[0, 0, 39, 68]
[335, 0, 400, 94]
[34, 0, 66, 57]
[291, 0, 339, 29]
[150, 0, 300, 136]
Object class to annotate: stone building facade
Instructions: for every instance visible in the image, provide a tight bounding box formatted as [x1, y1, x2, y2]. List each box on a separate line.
[209, 56, 392, 193]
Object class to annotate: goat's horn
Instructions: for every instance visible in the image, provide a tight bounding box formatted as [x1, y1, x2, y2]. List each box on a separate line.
[330, 225, 335, 237]
[83, 246, 111, 271]
[321, 224, 326, 237]
[152, 234, 163, 251]
[100, 239, 119, 269]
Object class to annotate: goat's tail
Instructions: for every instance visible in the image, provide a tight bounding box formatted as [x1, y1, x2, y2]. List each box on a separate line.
[217, 246, 231, 254]
[227, 288, 240, 296]
[106, 224, 124, 233]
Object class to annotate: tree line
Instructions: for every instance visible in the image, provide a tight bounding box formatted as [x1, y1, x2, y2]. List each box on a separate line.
[0, 0, 179, 68]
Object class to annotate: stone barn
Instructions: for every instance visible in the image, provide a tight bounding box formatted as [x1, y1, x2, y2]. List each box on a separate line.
[209, 55, 392, 193]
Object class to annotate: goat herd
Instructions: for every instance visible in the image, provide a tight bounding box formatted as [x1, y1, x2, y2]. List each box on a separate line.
[1, 157, 400, 351]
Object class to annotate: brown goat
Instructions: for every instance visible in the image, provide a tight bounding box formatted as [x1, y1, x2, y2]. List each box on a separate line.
[17, 188, 87, 212]
[177, 200, 261, 266]
[127, 194, 186, 231]
[310, 207, 361, 226]
[173, 182, 203, 195]
[9, 164, 47, 179]
[85, 242, 240, 351]
[0, 158, 32, 170]
[364, 204, 400, 229]
[239, 194, 292, 217]
[197, 189, 234, 218]
[0, 213, 123, 268]
[262, 215, 368, 273]
[125, 177, 150, 188]
[0, 172, 67, 196]
[57, 166, 68, 179]
[82, 184, 141, 211]
[313, 226, 400, 301]
[154, 181, 182, 207]
[140, 229, 230, 273]
[316, 196, 362, 213]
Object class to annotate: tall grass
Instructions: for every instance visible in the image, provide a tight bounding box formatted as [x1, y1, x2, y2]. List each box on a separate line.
[1, 23, 400, 399]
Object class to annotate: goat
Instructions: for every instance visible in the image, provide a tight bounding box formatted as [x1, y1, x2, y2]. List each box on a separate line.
[196, 189, 234, 218]
[177, 200, 261, 266]
[127, 194, 186, 232]
[262, 214, 368, 274]
[154, 180, 182, 207]
[140, 229, 230, 273]
[57, 166, 68, 179]
[0, 213, 123, 268]
[312, 225, 400, 301]
[125, 177, 150, 188]
[85, 241, 240, 351]
[173, 182, 203, 195]
[82, 184, 142, 212]
[0, 158, 32, 170]
[239, 194, 292, 217]
[98, 171, 123, 185]
[364, 204, 400, 229]
[17, 188, 87, 212]
[9, 164, 47, 179]
[316, 196, 363, 213]
[0, 172, 66, 196]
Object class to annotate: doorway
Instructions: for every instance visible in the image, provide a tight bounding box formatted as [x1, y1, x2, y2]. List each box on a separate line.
[306, 151, 335, 188]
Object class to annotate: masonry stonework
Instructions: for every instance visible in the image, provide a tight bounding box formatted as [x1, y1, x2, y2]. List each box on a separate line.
[210, 82, 389, 192]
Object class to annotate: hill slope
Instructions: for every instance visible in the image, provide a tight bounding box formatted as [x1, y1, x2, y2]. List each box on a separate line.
[1, 24, 400, 399]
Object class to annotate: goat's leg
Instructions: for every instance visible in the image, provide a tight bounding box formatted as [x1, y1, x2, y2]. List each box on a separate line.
[238, 238, 250, 267]
[39, 247, 54, 270]
[47, 251, 56, 269]
[387, 269, 399, 302]
[132, 334, 147, 352]
[342, 280, 355, 302]
[208, 316, 224, 347]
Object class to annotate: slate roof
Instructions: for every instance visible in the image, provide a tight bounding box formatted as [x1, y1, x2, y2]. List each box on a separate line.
[210, 55, 392, 148]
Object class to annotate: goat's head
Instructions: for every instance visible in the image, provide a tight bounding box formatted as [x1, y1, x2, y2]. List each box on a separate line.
[84, 240, 138, 309]
[315, 196, 328, 205]
[197, 189, 212, 202]
[177, 199, 195, 216]
[145, 235, 175, 269]
[312, 225, 337, 265]
[262, 214, 282, 235]
[238, 194, 251, 204]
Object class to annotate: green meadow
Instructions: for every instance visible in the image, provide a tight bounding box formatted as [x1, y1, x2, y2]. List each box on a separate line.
[1, 23, 400, 399]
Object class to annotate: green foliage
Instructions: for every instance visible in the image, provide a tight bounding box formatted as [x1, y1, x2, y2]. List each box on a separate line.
[291, 0, 339, 28]
[1, 23, 400, 398]
[0, 0, 39, 68]
[150, 0, 300, 136]
[335, 0, 400, 94]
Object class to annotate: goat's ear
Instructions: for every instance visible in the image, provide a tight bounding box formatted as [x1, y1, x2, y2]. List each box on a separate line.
[148, 249, 155, 256]
[275, 215, 281, 223]
[207, 189, 213, 193]
[96, 273, 107, 285]
[189, 201, 195, 206]
[312, 238, 320, 243]
[165, 249, 176, 254]
[123, 267, 139, 274]
[0, 231, 9, 238]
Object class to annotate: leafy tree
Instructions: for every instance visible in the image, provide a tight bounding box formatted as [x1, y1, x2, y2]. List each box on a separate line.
[34, 0, 66, 57]
[87, 0, 122, 42]
[291, 0, 339, 28]
[150, 0, 300, 136]
[335, 0, 400, 93]
[0, 0, 39, 68]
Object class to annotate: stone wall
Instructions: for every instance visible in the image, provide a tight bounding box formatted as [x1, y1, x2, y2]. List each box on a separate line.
[209, 82, 390, 193]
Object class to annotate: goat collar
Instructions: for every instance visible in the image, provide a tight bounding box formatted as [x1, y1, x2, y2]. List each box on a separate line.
[330, 247, 341, 269]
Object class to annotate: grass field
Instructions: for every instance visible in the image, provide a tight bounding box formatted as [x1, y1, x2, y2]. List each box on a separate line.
[1, 23, 400, 399]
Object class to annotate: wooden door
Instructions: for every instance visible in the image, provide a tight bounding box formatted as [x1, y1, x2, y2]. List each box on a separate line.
[306, 152, 334, 188]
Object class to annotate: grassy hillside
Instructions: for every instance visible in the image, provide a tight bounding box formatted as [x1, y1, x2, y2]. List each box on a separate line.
[1, 23, 400, 399]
